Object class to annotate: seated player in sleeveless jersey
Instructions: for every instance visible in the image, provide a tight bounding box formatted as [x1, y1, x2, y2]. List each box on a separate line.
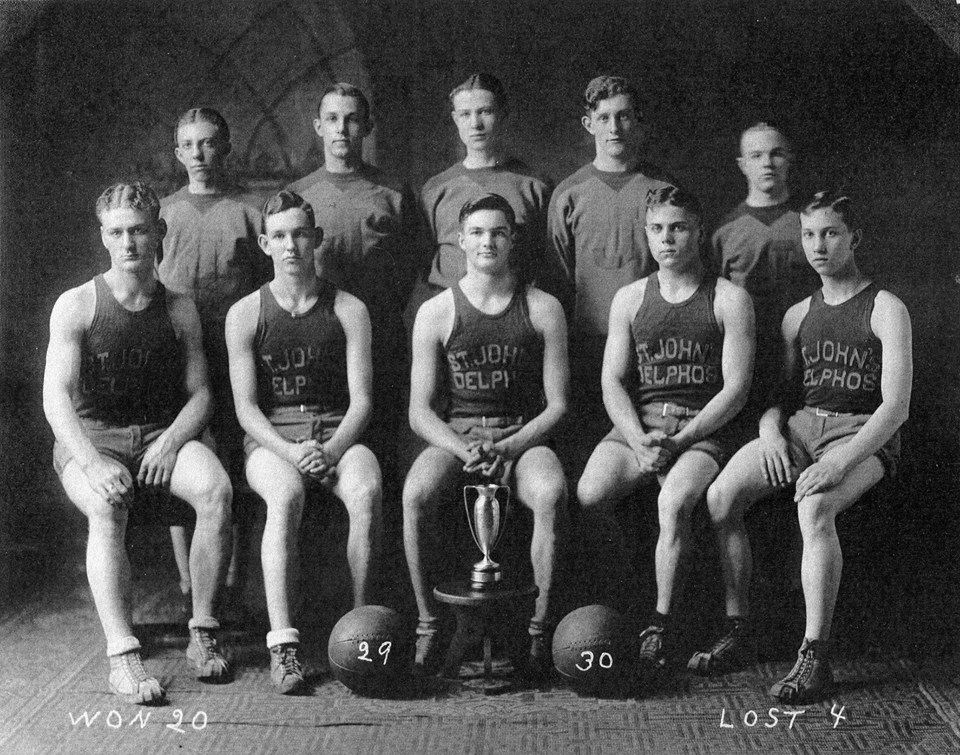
[576, 186, 755, 685]
[43, 182, 233, 705]
[701, 190, 912, 702]
[225, 190, 382, 695]
[403, 193, 569, 680]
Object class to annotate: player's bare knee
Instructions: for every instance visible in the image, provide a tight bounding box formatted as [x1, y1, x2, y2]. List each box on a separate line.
[576, 472, 608, 510]
[797, 493, 836, 537]
[658, 485, 698, 524]
[402, 476, 442, 520]
[343, 479, 381, 524]
[525, 473, 566, 512]
[263, 485, 306, 520]
[85, 500, 128, 531]
[192, 470, 232, 522]
[706, 480, 736, 527]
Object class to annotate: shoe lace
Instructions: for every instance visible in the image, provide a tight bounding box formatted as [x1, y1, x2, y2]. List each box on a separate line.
[638, 626, 664, 660]
[784, 643, 818, 686]
[192, 627, 219, 657]
[709, 622, 745, 656]
[122, 652, 149, 681]
[277, 645, 302, 677]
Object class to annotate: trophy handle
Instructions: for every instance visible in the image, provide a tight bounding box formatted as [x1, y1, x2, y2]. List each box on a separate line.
[463, 486, 484, 554]
[491, 485, 510, 551]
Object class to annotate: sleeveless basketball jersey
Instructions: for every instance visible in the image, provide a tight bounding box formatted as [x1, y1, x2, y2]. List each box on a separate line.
[799, 283, 883, 414]
[444, 284, 545, 419]
[631, 274, 724, 410]
[254, 281, 348, 412]
[76, 275, 183, 425]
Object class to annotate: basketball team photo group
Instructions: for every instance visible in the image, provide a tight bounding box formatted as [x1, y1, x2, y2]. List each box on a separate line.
[5, 1, 960, 750]
[41, 65, 920, 714]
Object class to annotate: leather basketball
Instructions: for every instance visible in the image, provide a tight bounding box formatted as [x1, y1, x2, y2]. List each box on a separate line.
[328, 606, 410, 695]
[552, 604, 626, 689]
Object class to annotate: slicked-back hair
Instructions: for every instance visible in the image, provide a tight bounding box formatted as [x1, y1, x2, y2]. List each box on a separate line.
[582, 75, 641, 117]
[458, 193, 516, 231]
[318, 82, 371, 122]
[261, 190, 317, 232]
[739, 121, 792, 155]
[174, 107, 230, 145]
[645, 185, 704, 226]
[95, 181, 162, 223]
[448, 72, 508, 112]
[801, 190, 858, 231]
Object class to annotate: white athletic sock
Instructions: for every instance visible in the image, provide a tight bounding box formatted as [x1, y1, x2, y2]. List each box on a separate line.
[266, 628, 300, 648]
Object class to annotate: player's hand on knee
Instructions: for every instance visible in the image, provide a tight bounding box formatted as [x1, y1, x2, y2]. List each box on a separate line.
[758, 429, 794, 488]
[793, 457, 844, 502]
[83, 457, 134, 508]
[138, 435, 178, 489]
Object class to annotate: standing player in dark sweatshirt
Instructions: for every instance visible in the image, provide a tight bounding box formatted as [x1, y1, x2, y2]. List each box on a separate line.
[287, 83, 419, 469]
[702, 191, 911, 702]
[159, 108, 267, 608]
[403, 194, 569, 680]
[412, 73, 552, 313]
[711, 123, 819, 419]
[548, 76, 678, 470]
[577, 187, 755, 685]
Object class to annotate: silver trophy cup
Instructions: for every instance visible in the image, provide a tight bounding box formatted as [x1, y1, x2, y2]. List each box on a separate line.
[463, 484, 510, 589]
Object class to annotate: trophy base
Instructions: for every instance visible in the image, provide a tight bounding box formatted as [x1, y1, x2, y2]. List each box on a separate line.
[470, 570, 502, 591]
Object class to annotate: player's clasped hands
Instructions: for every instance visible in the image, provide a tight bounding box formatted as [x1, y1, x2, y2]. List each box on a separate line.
[462, 439, 506, 479]
[758, 427, 794, 488]
[84, 456, 135, 508]
[633, 430, 675, 475]
[289, 439, 335, 482]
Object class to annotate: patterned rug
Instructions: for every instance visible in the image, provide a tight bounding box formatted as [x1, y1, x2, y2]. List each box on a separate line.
[3, 596, 959, 755]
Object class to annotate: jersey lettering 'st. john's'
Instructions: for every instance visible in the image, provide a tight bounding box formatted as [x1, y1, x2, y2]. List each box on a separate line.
[801, 339, 879, 393]
[798, 284, 884, 414]
[447, 343, 530, 393]
[635, 337, 721, 389]
[630, 275, 724, 409]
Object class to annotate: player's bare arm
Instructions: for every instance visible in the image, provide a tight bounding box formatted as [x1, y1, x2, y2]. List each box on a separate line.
[408, 290, 477, 464]
[43, 283, 134, 507]
[226, 291, 325, 476]
[669, 279, 755, 452]
[793, 291, 912, 500]
[322, 290, 374, 467]
[758, 297, 810, 486]
[488, 288, 569, 461]
[600, 279, 671, 474]
[137, 292, 213, 488]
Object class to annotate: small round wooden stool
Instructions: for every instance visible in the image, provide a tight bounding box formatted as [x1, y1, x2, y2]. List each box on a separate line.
[433, 581, 538, 693]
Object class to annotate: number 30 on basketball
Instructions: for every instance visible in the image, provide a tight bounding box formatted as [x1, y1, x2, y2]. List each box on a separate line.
[575, 650, 613, 671]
